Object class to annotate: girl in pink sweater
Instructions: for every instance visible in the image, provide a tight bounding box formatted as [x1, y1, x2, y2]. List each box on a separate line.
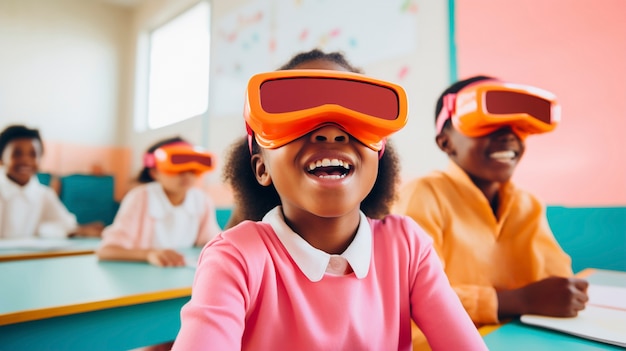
[172, 50, 488, 351]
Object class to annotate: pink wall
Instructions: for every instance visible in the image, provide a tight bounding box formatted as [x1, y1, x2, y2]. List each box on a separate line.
[455, 0, 626, 206]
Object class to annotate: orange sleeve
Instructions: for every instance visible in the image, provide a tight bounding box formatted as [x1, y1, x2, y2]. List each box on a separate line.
[452, 284, 499, 325]
[526, 198, 574, 278]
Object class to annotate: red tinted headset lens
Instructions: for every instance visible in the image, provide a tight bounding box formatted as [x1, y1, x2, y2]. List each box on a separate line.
[485, 91, 553, 124]
[259, 77, 400, 120]
[171, 154, 212, 167]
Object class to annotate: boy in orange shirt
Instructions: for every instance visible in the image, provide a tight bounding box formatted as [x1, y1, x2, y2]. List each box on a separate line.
[393, 76, 588, 333]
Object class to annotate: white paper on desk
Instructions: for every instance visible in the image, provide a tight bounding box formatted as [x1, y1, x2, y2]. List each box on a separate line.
[0, 238, 73, 251]
[588, 284, 626, 310]
[521, 305, 626, 348]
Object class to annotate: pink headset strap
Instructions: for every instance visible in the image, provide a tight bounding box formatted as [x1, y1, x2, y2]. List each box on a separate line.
[246, 123, 254, 154]
[143, 153, 156, 168]
[435, 93, 457, 135]
[436, 78, 500, 135]
[378, 140, 386, 159]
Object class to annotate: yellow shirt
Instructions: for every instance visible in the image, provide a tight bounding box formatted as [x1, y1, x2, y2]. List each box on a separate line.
[393, 161, 573, 325]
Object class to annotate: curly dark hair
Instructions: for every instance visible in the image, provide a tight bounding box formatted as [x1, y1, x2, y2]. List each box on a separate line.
[0, 125, 44, 157]
[222, 136, 400, 221]
[278, 48, 363, 73]
[434, 75, 495, 133]
[136, 136, 186, 183]
[222, 49, 401, 221]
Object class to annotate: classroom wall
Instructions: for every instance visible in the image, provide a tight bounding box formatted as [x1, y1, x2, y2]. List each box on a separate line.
[455, 0, 626, 206]
[125, 0, 451, 206]
[4, 0, 624, 208]
[0, 0, 135, 199]
[0, 0, 132, 146]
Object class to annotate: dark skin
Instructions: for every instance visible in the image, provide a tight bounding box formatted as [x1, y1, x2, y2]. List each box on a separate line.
[1, 138, 42, 186]
[252, 124, 378, 255]
[249, 59, 379, 255]
[1, 138, 104, 237]
[436, 126, 589, 319]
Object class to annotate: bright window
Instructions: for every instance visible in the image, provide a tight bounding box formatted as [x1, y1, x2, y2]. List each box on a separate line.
[147, 1, 210, 129]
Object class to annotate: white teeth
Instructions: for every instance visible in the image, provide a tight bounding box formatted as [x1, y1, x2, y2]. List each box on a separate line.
[307, 158, 351, 171]
[318, 175, 344, 179]
[490, 150, 516, 160]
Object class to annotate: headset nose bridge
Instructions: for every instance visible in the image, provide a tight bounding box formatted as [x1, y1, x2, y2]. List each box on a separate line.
[309, 124, 349, 144]
[493, 126, 523, 142]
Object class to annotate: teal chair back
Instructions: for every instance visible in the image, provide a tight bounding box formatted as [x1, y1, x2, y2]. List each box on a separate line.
[59, 174, 118, 225]
[36, 172, 52, 186]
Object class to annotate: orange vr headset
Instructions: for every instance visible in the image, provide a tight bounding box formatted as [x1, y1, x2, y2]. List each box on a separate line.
[143, 142, 215, 175]
[436, 80, 561, 139]
[244, 69, 408, 151]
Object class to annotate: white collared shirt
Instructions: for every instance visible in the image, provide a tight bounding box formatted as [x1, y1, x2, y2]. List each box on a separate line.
[0, 167, 77, 238]
[146, 182, 204, 248]
[262, 206, 372, 282]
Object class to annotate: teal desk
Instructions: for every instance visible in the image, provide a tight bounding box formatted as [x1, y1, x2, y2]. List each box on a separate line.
[0, 251, 200, 350]
[483, 269, 626, 350]
[0, 237, 101, 262]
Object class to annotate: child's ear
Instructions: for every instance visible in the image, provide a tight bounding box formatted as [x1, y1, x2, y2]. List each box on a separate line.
[435, 132, 454, 155]
[251, 153, 272, 186]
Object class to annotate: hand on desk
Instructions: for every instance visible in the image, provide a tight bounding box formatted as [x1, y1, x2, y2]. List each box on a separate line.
[71, 222, 105, 238]
[97, 245, 189, 267]
[498, 277, 589, 319]
[147, 249, 186, 267]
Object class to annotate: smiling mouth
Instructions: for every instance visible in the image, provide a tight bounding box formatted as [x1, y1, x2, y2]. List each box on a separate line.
[489, 150, 517, 162]
[307, 158, 352, 179]
[14, 165, 36, 173]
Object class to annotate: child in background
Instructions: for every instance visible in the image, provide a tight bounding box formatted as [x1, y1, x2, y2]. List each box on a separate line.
[392, 76, 588, 340]
[97, 136, 221, 267]
[172, 50, 488, 351]
[0, 125, 103, 238]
